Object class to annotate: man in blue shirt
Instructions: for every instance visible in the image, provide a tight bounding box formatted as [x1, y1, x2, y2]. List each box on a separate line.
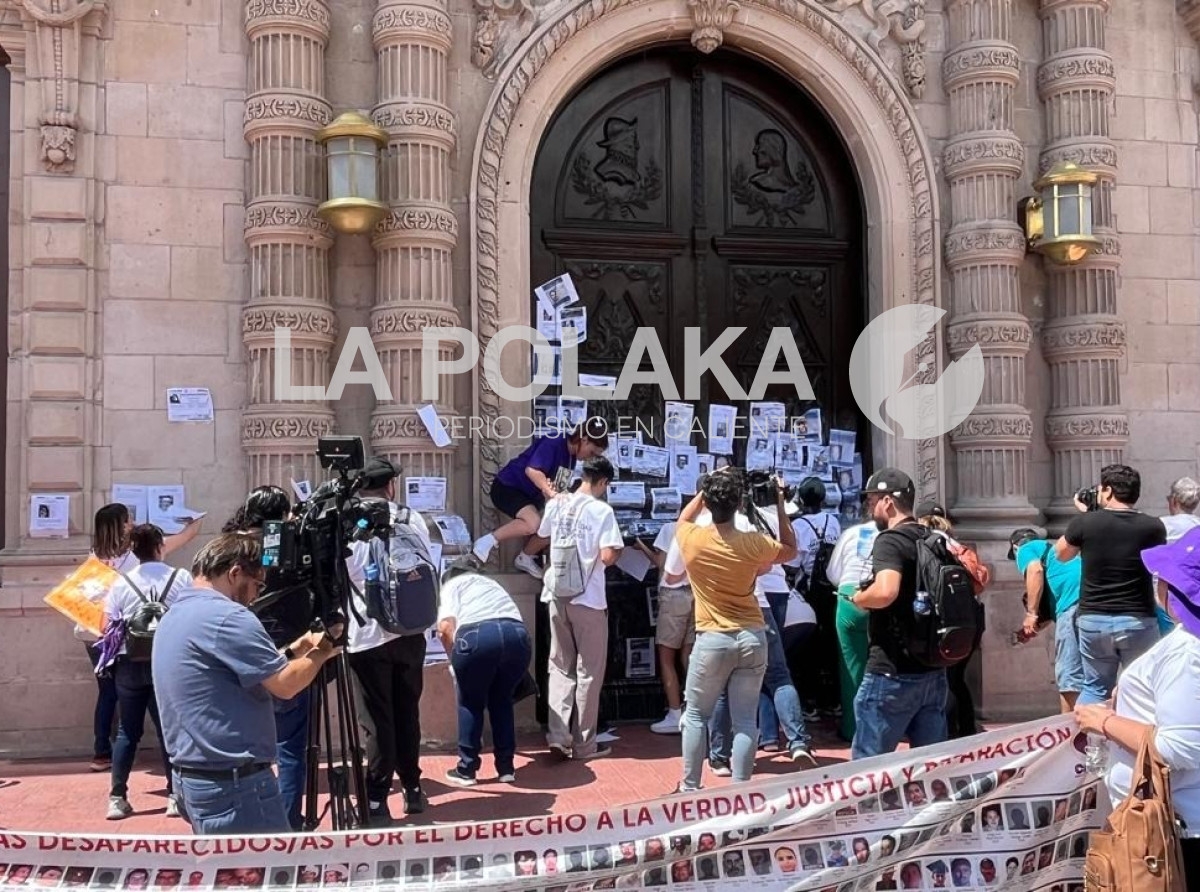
[1010, 527, 1082, 713]
[153, 532, 340, 835]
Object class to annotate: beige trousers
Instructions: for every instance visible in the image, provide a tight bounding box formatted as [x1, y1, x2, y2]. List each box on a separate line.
[546, 599, 609, 756]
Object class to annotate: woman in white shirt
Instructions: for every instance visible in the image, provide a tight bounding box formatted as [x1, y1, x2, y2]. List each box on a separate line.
[826, 518, 879, 742]
[102, 524, 195, 821]
[83, 505, 199, 773]
[1074, 526, 1200, 878]
[437, 558, 533, 786]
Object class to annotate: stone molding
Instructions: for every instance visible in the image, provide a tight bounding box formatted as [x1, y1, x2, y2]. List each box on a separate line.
[941, 135, 1025, 177]
[952, 414, 1035, 442]
[369, 305, 461, 337]
[469, 0, 945, 534]
[16, 0, 106, 174]
[243, 95, 334, 135]
[471, 0, 927, 97]
[244, 203, 335, 245]
[1035, 50, 1115, 94]
[946, 317, 1034, 353]
[245, 0, 331, 39]
[1044, 413, 1129, 446]
[1182, 0, 1200, 47]
[372, 207, 459, 244]
[943, 227, 1027, 266]
[1040, 318, 1126, 360]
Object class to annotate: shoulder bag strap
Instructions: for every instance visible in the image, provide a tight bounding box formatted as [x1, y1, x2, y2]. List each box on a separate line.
[160, 569, 180, 603]
[120, 572, 149, 604]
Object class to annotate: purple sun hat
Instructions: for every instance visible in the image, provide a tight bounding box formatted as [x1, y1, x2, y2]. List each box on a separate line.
[1141, 526, 1200, 638]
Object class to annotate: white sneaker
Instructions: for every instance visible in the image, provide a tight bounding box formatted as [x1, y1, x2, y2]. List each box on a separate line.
[165, 796, 181, 818]
[514, 552, 545, 580]
[472, 534, 496, 562]
[651, 709, 683, 735]
[106, 796, 133, 820]
[596, 730, 620, 744]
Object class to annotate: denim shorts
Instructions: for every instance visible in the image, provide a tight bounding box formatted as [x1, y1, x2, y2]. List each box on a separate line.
[1054, 605, 1083, 694]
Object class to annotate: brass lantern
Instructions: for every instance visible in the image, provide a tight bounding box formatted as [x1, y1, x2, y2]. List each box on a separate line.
[1020, 161, 1101, 265]
[315, 111, 389, 235]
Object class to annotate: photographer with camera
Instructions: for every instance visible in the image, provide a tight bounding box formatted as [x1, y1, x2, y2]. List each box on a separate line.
[671, 468, 797, 792]
[1054, 464, 1166, 704]
[344, 457, 436, 821]
[152, 533, 341, 835]
[223, 485, 314, 832]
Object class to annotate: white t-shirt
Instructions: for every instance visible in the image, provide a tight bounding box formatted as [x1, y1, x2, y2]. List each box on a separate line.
[1106, 627, 1200, 829]
[76, 550, 140, 642]
[653, 522, 689, 589]
[106, 561, 195, 656]
[346, 505, 434, 654]
[826, 521, 880, 590]
[785, 591, 817, 628]
[749, 509, 790, 597]
[437, 574, 523, 628]
[789, 512, 842, 579]
[537, 492, 623, 611]
[663, 511, 774, 608]
[1163, 513, 1200, 543]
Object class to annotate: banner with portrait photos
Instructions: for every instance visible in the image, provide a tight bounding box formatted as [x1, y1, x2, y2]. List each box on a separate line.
[0, 716, 1105, 892]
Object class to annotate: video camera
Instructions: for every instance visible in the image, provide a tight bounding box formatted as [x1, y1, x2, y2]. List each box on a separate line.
[254, 436, 392, 637]
[1075, 486, 1100, 512]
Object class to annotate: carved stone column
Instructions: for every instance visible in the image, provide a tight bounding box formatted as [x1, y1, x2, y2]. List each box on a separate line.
[1037, 0, 1125, 530]
[942, 0, 1037, 536]
[242, 0, 338, 488]
[8, 0, 106, 547]
[370, 0, 460, 489]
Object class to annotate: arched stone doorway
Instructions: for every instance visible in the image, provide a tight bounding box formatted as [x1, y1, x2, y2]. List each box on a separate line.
[468, 0, 945, 536]
[529, 46, 867, 458]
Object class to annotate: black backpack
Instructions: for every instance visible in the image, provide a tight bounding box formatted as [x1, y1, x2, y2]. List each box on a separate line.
[352, 506, 439, 637]
[891, 526, 979, 668]
[123, 569, 180, 662]
[799, 515, 838, 604]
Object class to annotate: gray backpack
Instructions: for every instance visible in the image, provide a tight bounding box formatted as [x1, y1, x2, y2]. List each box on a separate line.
[549, 496, 597, 599]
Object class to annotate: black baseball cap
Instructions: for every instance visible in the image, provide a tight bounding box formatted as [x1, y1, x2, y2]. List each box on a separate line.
[359, 457, 401, 489]
[1007, 527, 1041, 560]
[915, 501, 950, 521]
[864, 468, 915, 500]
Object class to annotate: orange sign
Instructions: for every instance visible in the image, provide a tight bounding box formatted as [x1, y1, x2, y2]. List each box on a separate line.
[42, 555, 120, 637]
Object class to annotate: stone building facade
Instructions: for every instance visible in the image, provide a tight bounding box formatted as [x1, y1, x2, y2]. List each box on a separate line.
[0, 0, 1196, 754]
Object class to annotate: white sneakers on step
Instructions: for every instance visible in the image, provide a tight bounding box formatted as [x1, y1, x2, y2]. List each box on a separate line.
[651, 708, 683, 735]
[472, 533, 496, 562]
[514, 553, 545, 580]
[470, 534, 545, 580]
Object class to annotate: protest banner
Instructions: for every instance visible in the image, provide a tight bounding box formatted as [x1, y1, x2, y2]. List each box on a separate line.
[41, 556, 121, 638]
[0, 716, 1104, 891]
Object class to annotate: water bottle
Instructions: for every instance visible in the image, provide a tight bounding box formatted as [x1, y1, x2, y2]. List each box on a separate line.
[913, 591, 932, 617]
[1084, 734, 1109, 775]
[364, 562, 380, 589]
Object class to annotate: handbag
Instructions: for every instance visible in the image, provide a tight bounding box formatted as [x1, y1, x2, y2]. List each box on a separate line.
[1084, 735, 1186, 891]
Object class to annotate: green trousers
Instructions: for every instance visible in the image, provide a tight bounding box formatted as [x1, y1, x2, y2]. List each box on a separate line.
[835, 583, 870, 741]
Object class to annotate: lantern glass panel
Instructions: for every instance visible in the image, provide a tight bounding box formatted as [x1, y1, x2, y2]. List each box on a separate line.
[328, 136, 352, 200]
[1079, 188, 1094, 236]
[350, 138, 379, 201]
[1041, 184, 1058, 238]
[1057, 184, 1081, 236]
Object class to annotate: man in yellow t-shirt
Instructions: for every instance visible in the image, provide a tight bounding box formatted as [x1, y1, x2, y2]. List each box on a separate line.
[673, 469, 797, 791]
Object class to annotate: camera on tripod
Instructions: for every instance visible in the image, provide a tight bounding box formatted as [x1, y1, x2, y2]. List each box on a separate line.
[259, 436, 393, 632]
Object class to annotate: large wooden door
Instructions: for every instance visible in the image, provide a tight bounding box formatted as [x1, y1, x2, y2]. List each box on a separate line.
[531, 47, 867, 454]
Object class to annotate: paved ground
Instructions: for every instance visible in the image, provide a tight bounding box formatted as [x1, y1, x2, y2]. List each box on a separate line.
[0, 722, 857, 835]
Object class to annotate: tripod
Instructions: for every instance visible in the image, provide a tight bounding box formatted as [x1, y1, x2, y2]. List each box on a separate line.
[302, 648, 370, 831]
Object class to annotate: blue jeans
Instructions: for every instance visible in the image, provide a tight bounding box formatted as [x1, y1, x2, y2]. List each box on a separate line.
[86, 642, 118, 759]
[681, 629, 767, 790]
[451, 619, 532, 777]
[274, 689, 310, 831]
[174, 767, 289, 835]
[851, 671, 948, 760]
[111, 660, 172, 799]
[710, 607, 810, 761]
[1053, 605, 1084, 694]
[1076, 613, 1160, 705]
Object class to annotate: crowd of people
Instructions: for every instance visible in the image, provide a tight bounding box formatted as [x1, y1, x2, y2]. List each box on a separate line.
[74, 416, 1200, 883]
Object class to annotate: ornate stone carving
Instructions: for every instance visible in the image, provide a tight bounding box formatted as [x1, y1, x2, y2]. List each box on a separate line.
[242, 414, 336, 442]
[370, 306, 461, 335]
[941, 47, 1020, 83]
[243, 308, 338, 335]
[245, 0, 330, 28]
[470, 0, 943, 527]
[18, 0, 104, 173]
[1038, 143, 1118, 174]
[946, 321, 1033, 351]
[953, 415, 1035, 439]
[943, 228, 1027, 263]
[373, 3, 453, 41]
[471, 0, 564, 78]
[244, 96, 332, 128]
[688, 0, 740, 53]
[1036, 54, 1115, 90]
[373, 207, 460, 239]
[371, 413, 454, 442]
[822, 0, 927, 97]
[941, 136, 1024, 172]
[1040, 320, 1126, 355]
[372, 103, 457, 135]
[244, 204, 334, 239]
[1044, 414, 1129, 442]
